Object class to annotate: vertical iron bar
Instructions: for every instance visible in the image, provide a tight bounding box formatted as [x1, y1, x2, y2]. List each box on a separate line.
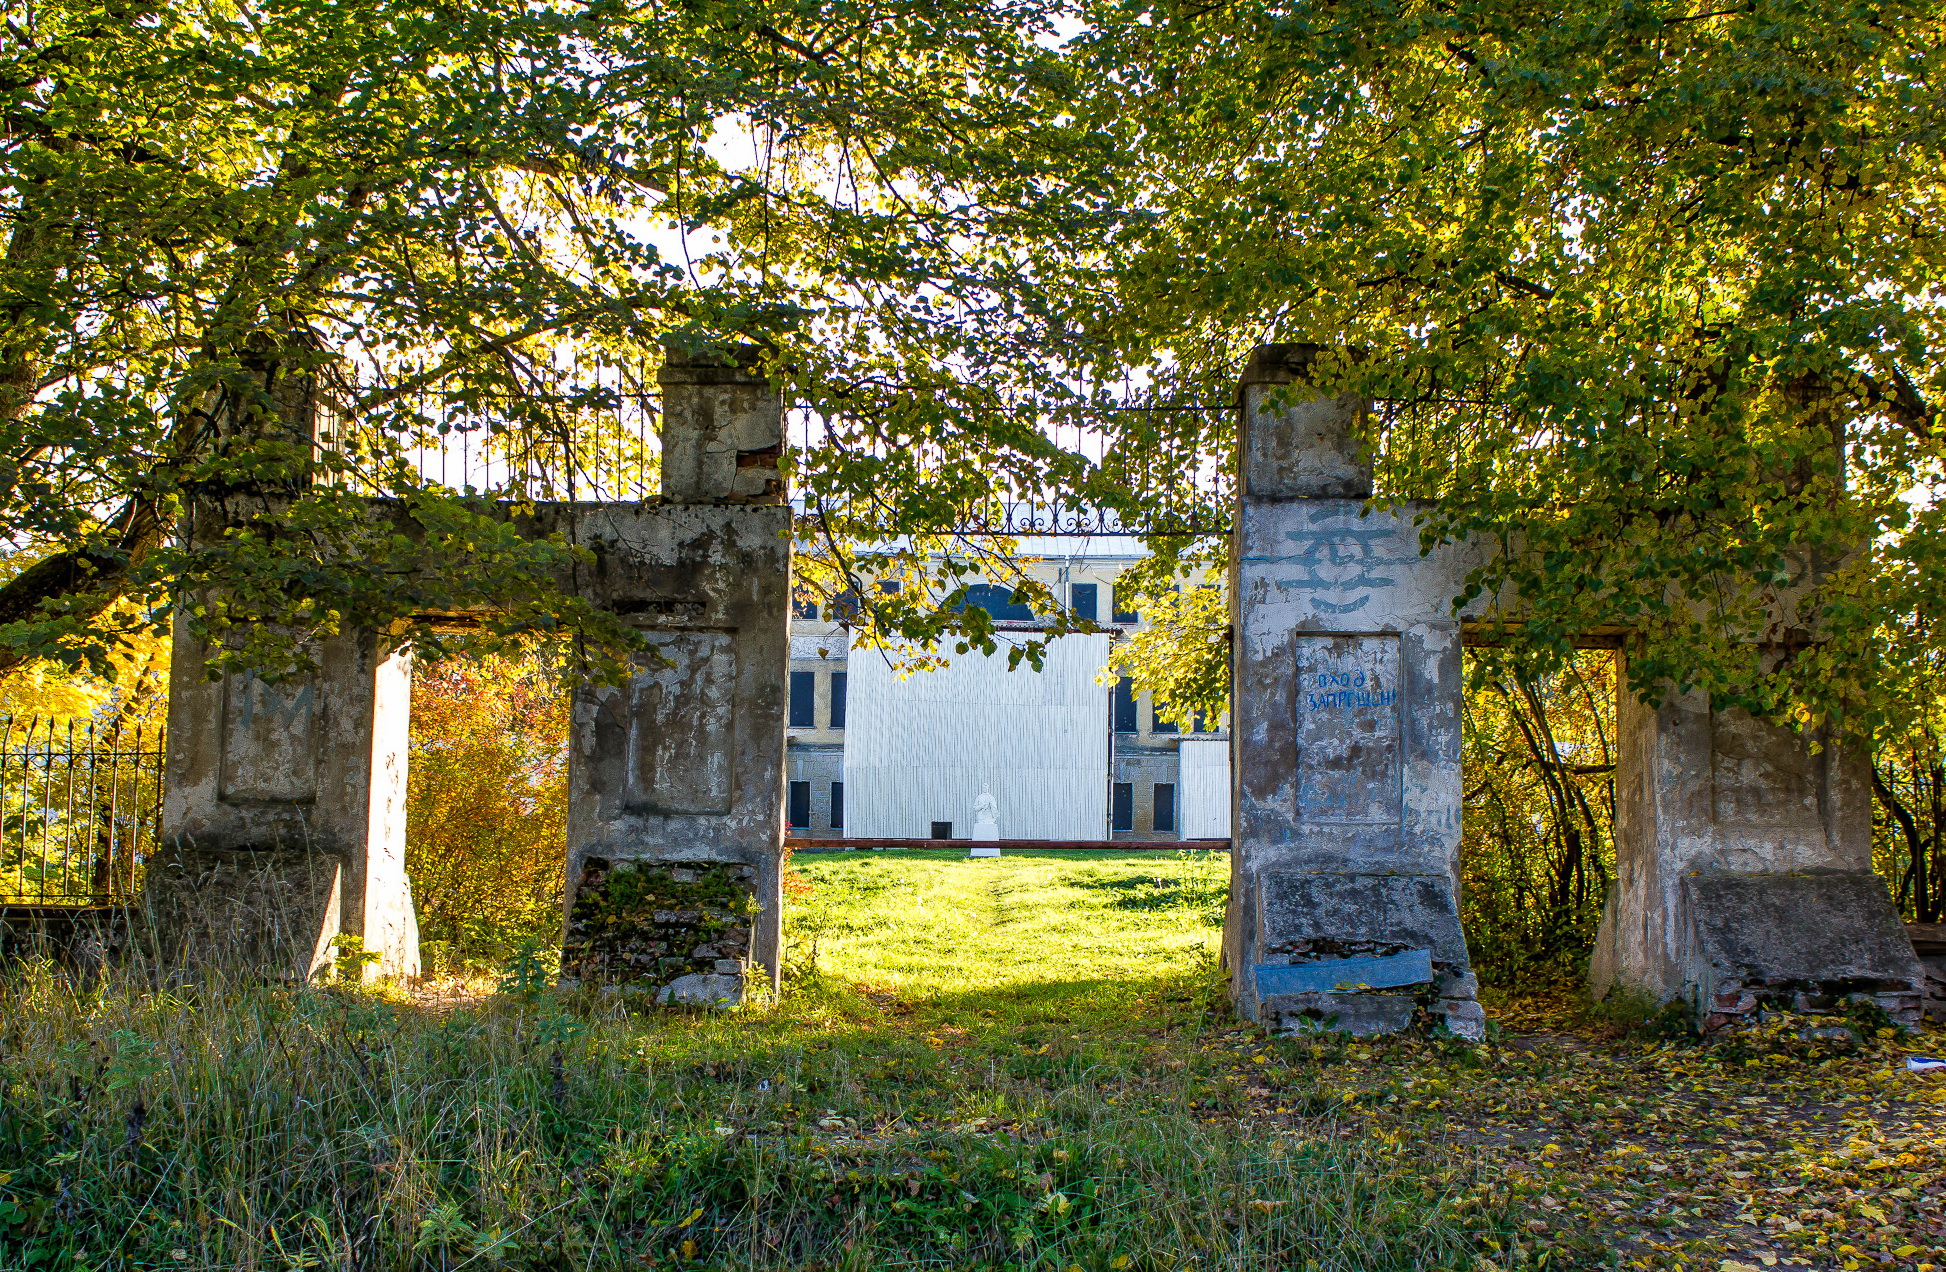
[149, 719, 163, 893]
[0, 716, 13, 903]
[106, 717, 124, 902]
[60, 718, 77, 901]
[37, 719, 52, 903]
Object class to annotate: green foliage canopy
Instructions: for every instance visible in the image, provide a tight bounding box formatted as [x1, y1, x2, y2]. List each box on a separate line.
[1064, 0, 1946, 733]
[0, 0, 1113, 679]
[7, 0, 1946, 733]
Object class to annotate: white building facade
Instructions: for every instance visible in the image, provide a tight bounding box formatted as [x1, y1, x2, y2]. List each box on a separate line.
[783, 542, 1231, 842]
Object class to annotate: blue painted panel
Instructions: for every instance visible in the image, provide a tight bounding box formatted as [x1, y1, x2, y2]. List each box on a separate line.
[1252, 949, 1434, 996]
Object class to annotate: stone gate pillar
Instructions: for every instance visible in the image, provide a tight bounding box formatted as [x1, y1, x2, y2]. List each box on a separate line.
[1592, 672, 1926, 1027]
[1228, 345, 1485, 1037]
[149, 628, 417, 981]
[555, 349, 791, 1004]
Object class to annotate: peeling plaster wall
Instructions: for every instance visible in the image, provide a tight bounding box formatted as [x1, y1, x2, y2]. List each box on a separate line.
[548, 351, 790, 1003]
[539, 499, 791, 999]
[154, 626, 417, 981]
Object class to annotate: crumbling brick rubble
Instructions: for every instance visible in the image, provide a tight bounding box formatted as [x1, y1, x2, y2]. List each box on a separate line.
[561, 857, 756, 1004]
[1701, 973, 1922, 1033]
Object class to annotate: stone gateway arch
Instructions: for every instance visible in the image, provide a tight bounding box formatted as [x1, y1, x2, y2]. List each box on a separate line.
[140, 344, 1930, 1034]
[145, 351, 793, 1003]
[1227, 344, 1926, 1037]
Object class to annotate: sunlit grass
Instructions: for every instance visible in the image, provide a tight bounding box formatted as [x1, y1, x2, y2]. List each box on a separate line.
[787, 847, 1227, 1004]
[0, 850, 1500, 1272]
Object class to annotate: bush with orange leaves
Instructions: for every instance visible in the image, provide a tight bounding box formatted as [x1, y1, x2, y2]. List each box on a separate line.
[406, 656, 568, 971]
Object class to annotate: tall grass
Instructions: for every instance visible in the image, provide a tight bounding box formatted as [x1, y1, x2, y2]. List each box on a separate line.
[0, 978, 1496, 1271]
[0, 851, 1501, 1271]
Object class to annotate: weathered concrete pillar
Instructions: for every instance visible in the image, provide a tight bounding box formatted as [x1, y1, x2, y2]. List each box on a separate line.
[1591, 669, 1926, 1027]
[1228, 345, 1485, 1037]
[148, 627, 418, 981]
[556, 350, 790, 1004]
[657, 347, 785, 503]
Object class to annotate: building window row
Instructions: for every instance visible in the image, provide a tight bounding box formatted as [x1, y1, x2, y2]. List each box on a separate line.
[786, 780, 844, 831]
[1110, 782, 1177, 833]
[800, 579, 1140, 627]
[793, 579, 905, 623]
[787, 670, 847, 729]
[1112, 676, 1210, 735]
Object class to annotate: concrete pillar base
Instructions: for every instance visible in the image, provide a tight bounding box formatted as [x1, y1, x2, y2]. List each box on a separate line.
[1241, 873, 1484, 1039]
[1594, 678, 1924, 1031]
[139, 843, 346, 982]
[1593, 869, 1926, 1030]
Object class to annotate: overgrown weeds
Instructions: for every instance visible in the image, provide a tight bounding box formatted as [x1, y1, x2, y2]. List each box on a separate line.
[0, 850, 1501, 1272]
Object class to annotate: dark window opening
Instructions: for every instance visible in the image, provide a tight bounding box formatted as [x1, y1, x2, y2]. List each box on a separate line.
[788, 671, 816, 728]
[831, 781, 844, 829]
[788, 781, 811, 829]
[1070, 582, 1098, 622]
[828, 580, 899, 622]
[1111, 783, 1133, 832]
[1154, 783, 1177, 833]
[1152, 703, 1178, 734]
[791, 593, 821, 621]
[1112, 677, 1138, 733]
[1111, 586, 1138, 624]
[930, 820, 954, 840]
[1189, 710, 1208, 733]
[956, 582, 1035, 621]
[829, 672, 847, 729]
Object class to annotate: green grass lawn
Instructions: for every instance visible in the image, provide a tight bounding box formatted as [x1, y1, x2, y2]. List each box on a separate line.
[2, 850, 1940, 1272]
[784, 847, 1228, 1008]
[0, 849, 1495, 1272]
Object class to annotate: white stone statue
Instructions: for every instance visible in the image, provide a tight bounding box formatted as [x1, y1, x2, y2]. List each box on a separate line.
[969, 783, 1001, 855]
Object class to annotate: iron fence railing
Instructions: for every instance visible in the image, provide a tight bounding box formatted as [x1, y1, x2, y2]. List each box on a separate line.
[0, 718, 165, 907]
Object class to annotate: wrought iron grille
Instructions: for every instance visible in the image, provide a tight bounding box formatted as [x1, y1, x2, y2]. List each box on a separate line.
[0, 718, 164, 907]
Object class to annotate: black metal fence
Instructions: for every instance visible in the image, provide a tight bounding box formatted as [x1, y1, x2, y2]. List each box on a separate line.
[0, 718, 165, 907]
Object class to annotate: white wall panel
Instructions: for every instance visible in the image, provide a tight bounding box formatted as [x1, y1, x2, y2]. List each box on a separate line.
[845, 633, 1110, 840]
[1178, 737, 1232, 839]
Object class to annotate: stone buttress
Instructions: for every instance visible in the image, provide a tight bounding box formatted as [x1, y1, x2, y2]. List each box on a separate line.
[1227, 345, 1487, 1038]
[1591, 678, 1926, 1028]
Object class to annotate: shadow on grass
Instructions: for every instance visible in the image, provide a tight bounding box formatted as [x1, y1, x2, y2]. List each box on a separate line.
[0, 954, 1509, 1272]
